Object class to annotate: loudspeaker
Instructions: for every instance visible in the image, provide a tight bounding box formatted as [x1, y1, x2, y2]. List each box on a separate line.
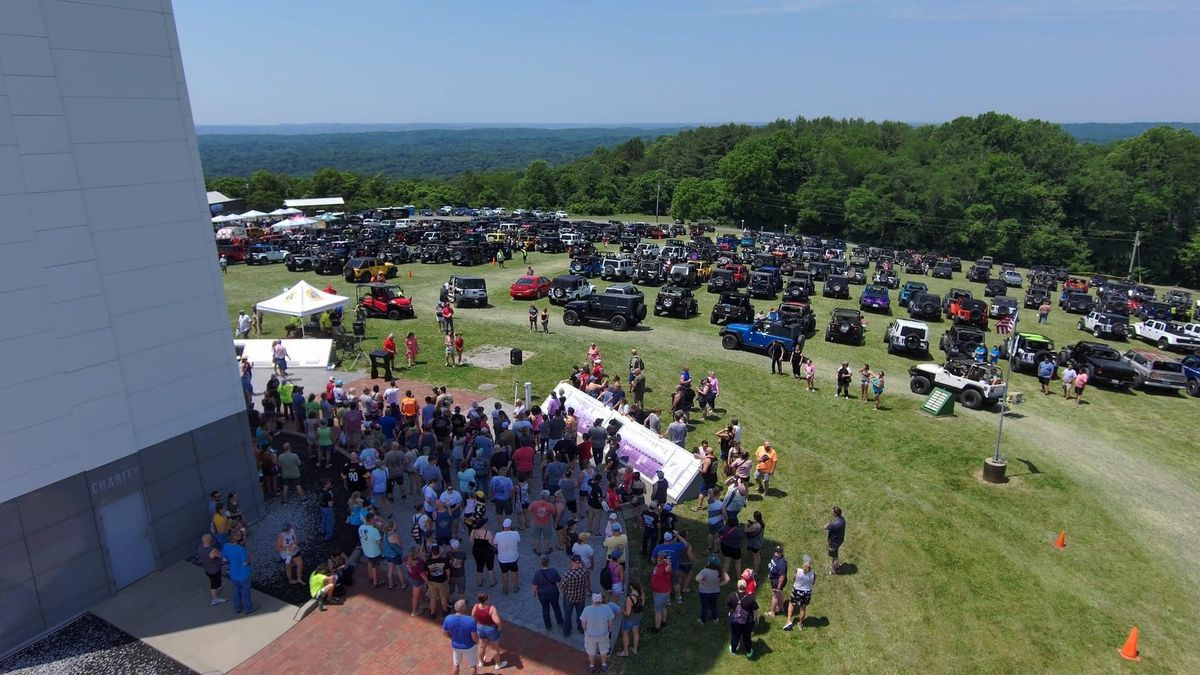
[352, 321, 366, 337]
[510, 348, 523, 366]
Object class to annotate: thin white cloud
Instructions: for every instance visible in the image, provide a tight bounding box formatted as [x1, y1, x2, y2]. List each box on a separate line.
[713, 0, 1200, 19]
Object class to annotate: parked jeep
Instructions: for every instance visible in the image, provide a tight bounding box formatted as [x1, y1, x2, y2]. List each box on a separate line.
[246, 244, 288, 265]
[1001, 269, 1023, 287]
[1060, 292, 1095, 314]
[720, 320, 804, 355]
[983, 279, 1008, 298]
[1001, 332, 1056, 374]
[448, 242, 486, 266]
[705, 268, 734, 293]
[824, 308, 866, 344]
[895, 281, 925, 308]
[1181, 353, 1200, 397]
[774, 301, 816, 334]
[633, 259, 665, 286]
[549, 274, 596, 305]
[947, 297, 988, 329]
[570, 255, 604, 278]
[666, 263, 698, 287]
[908, 361, 1006, 410]
[448, 276, 488, 308]
[748, 270, 781, 299]
[535, 236, 566, 254]
[939, 325, 986, 359]
[710, 292, 755, 325]
[562, 292, 648, 331]
[872, 268, 900, 289]
[420, 244, 449, 264]
[285, 253, 316, 272]
[1136, 301, 1174, 322]
[942, 288, 973, 312]
[809, 272, 846, 300]
[848, 266, 868, 284]
[989, 296, 1018, 320]
[601, 257, 636, 282]
[782, 278, 811, 303]
[654, 286, 699, 318]
[907, 292, 943, 320]
[931, 261, 954, 279]
[1056, 341, 1138, 388]
[966, 265, 990, 283]
[1024, 285, 1051, 309]
[859, 285, 892, 313]
[884, 319, 930, 355]
[345, 256, 397, 282]
[1077, 311, 1128, 340]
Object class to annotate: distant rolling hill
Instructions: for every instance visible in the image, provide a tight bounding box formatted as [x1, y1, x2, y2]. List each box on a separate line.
[1058, 122, 1200, 144]
[197, 126, 688, 178]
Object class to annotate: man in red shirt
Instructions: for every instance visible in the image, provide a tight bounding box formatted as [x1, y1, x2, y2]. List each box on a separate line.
[528, 490, 556, 556]
[512, 444, 536, 482]
[382, 333, 397, 372]
[577, 440, 593, 467]
[441, 304, 454, 334]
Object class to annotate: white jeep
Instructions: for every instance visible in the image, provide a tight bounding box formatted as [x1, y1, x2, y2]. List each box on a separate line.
[908, 361, 1007, 410]
[883, 319, 930, 355]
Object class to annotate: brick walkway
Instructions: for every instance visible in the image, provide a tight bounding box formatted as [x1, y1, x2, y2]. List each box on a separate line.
[232, 582, 585, 675]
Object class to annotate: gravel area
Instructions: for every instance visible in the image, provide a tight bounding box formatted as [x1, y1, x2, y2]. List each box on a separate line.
[0, 614, 193, 675]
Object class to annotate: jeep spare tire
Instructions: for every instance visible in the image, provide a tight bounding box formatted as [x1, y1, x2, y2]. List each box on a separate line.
[611, 315, 629, 331]
[839, 323, 850, 334]
[909, 375, 933, 395]
[904, 334, 921, 349]
[562, 310, 580, 326]
[636, 305, 647, 320]
[921, 302, 937, 315]
[721, 334, 739, 350]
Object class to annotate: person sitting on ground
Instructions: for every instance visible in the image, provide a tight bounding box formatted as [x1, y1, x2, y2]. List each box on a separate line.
[310, 562, 338, 611]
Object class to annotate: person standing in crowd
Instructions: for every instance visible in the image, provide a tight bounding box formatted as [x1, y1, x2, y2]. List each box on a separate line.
[405, 332, 420, 368]
[528, 303, 539, 332]
[783, 555, 815, 630]
[836, 362, 852, 398]
[531, 555, 564, 631]
[275, 522, 304, 585]
[494, 518, 521, 594]
[804, 358, 816, 392]
[559, 554, 591, 638]
[443, 599, 479, 675]
[766, 545, 788, 617]
[871, 371, 886, 410]
[1072, 368, 1089, 404]
[455, 332, 466, 366]
[649, 551, 673, 632]
[744, 512, 766, 574]
[825, 506, 846, 575]
[726, 578, 758, 657]
[198, 534, 226, 606]
[359, 516, 383, 588]
[754, 442, 777, 495]
[718, 518, 745, 574]
[790, 343, 804, 379]
[541, 306, 550, 333]
[1037, 357, 1055, 395]
[221, 530, 253, 615]
[580, 593, 613, 673]
[472, 594, 508, 670]
[277, 443, 304, 502]
[618, 580, 644, 657]
[1062, 362, 1078, 399]
[767, 340, 786, 375]
[858, 363, 872, 402]
[695, 554, 729, 624]
[272, 339, 290, 379]
[529, 490, 556, 556]
[383, 332, 397, 372]
[406, 547, 428, 617]
[666, 413, 688, 448]
[1037, 300, 1051, 323]
[236, 310, 251, 339]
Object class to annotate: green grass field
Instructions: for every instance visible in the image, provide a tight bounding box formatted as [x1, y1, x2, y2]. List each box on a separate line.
[223, 249, 1200, 673]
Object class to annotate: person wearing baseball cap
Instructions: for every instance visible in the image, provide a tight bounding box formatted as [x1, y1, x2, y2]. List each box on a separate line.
[559, 554, 590, 638]
[494, 518, 521, 594]
[836, 362, 852, 398]
[767, 545, 788, 617]
[580, 592, 613, 672]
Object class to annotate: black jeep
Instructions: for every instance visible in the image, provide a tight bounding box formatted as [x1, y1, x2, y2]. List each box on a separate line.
[706, 268, 736, 293]
[775, 301, 816, 334]
[634, 259, 664, 285]
[536, 236, 566, 254]
[966, 265, 991, 283]
[872, 268, 900, 289]
[983, 279, 1008, 298]
[420, 244, 448, 264]
[939, 325, 986, 359]
[822, 275, 851, 299]
[653, 286, 699, 318]
[1061, 293, 1095, 314]
[562, 292, 648, 331]
[747, 271, 780, 299]
[907, 292, 943, 320]
[448, 242, 486, 266]
[710, 292, 755, 325]
[1024, 285, 1051, 309]
[783, 278, 811, 302]
[824, 308, 865, 344]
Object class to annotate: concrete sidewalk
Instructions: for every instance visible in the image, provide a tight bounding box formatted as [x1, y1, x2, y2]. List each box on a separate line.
[90, 561, 297, 675]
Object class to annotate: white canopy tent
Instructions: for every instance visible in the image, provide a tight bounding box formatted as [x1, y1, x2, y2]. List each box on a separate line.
[255, 280, 349, 336]
[270, 216, 319, 231]
[237, 210, 268, 220]
[269, 207, 303, 216]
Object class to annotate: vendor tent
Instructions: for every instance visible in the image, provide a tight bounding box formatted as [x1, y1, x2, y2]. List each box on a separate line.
[236, 210, 268, 220]
[270, 216, 318, 231]
[255, 281, 349, 336]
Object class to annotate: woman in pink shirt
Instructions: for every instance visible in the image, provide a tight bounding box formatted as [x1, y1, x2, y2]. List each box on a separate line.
[404, 332, 419, 367]
[1072, 371, 1089, 404]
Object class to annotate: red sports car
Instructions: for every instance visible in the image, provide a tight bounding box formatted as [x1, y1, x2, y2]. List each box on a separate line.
[509, 275, 552, 299]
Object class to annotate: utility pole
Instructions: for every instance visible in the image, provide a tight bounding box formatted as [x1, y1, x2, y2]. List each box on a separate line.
[1126, 230, 1141, 281]
[655, 181, 661, 224]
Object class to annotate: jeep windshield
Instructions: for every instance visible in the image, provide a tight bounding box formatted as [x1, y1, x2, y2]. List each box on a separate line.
[1023, 337, 1054, 351]
[719, 293, 749, 306]
[1090, 345, 1121, 360]
[456, 278, 486, 289]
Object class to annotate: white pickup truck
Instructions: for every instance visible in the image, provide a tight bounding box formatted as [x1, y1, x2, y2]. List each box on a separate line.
[1132, 319, 1200, 352]
[246, 244, 288, 265]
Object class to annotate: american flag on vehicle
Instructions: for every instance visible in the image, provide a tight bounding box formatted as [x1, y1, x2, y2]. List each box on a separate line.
[995, 312, 1017, 335]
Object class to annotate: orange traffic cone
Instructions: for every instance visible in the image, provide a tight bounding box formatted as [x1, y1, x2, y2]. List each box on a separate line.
[407, 270, 412, 278]
[1117, 626, 1141, 661]
[1054, 530, 1067, 549]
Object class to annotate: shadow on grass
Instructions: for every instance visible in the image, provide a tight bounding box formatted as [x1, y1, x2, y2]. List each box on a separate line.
[1008, 457, 1042, 478]
[836, 562, 859, 576]
[803, 615, 831, 628]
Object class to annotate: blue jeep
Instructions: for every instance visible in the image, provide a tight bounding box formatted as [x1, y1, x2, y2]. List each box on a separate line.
[898, 281, 928, 308]
[1182, 353, 1200, 397]
[719, 320, 804, 355]
[860, 285, 892, 313]
[569, 255, 603, 277]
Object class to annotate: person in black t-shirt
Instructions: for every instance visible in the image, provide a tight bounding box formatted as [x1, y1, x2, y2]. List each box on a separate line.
[425, 545, 450, 619]
[659, 503, 678, 537]
[640, 503, 660, 559]
[343, 453, 367, 493]
[726, 578, 758, 656]
[319, 479, 336, 541]
[824, 506, 847, 575]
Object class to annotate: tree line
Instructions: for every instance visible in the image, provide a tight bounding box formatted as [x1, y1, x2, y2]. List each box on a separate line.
[206, 113, 1200, 285]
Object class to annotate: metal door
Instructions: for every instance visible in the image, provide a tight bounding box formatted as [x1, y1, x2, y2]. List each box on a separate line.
[96, 490, 157, 589]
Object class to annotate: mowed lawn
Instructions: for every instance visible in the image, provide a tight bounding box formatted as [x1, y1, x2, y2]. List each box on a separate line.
[222, 246, 1200, 674]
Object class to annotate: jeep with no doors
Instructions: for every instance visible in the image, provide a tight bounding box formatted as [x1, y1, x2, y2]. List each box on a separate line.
[908, 361, 1006, 410]
[939, 325, 986, 359]
[710, 292, 754, 325]
[1001, 332, 1056, 374]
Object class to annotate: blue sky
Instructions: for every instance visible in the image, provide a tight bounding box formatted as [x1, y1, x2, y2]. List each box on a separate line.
[174, 0, 1200, 125]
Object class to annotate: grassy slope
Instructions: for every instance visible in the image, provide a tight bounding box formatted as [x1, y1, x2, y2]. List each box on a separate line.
[223, 249, 1199, 673]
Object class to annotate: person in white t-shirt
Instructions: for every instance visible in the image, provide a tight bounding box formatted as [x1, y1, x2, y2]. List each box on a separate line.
[494, 518, 522, 594]
[359, 517, 383, 588]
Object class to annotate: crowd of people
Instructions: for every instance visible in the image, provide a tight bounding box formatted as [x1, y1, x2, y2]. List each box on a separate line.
[217, 335, 851, 672]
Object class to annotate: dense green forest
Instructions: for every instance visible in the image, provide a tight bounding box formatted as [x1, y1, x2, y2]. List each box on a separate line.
[198, 127, 685, 177]
[205, 114, 1200, 285]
